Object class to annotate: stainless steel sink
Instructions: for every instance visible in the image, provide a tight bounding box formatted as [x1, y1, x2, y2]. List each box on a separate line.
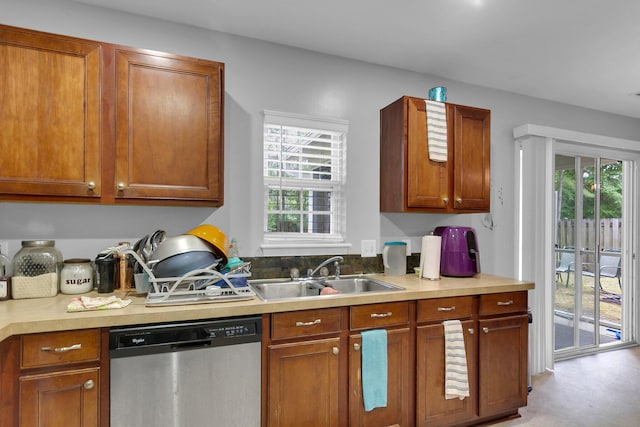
[249, 275, 404, 301]
[249, 279, 324, 301]
[323, 276, 403, 294]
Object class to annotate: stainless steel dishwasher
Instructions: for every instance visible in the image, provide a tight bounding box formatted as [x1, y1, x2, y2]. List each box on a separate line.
[109, 315, 261, 427]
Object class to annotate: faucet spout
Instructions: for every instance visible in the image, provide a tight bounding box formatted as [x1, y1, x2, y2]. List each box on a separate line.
[308, 256, 344, 279]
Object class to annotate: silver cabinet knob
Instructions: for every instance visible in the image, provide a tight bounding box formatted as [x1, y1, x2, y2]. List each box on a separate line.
[353, 343, 361, 351]
[332, 347, 339, 355]
[443, 197, 449, 205]
[84, 379, 95, 390]
[456, 198, 462, 205]
[87, 181, 96, 190]
[117, 183, 125, 191]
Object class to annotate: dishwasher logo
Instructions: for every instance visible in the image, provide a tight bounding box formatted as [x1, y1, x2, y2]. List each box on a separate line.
[131, 337, 146, 345]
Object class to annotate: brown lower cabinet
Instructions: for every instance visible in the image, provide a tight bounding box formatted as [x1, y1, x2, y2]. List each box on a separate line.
[350, 327, 412, 427]
[264, 292, 528, 427]
[0, 328, 109, 427]
[267, 337, 342, 426]
[477, 314, 529, 418]
[263, 302, 413, 427]
[416, 320, 477, 426]
[20, 367, 101, 426]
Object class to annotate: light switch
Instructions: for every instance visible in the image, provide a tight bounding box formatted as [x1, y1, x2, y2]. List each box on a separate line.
[361, 240, 376, 257]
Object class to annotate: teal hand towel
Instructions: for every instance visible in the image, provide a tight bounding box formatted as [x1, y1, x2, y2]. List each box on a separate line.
[361, 329, 388, 411]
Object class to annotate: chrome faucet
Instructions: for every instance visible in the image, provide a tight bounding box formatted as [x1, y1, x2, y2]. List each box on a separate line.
[307, 256, 343, 280]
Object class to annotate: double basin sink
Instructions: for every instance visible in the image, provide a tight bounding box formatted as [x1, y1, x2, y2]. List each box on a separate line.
[249, 275, 404, 301]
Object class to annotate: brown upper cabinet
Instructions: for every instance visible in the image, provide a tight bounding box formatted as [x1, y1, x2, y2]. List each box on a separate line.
[380, 96, 490, 213]
[0, 25, 102, 199]
[0, 24, 224, 206]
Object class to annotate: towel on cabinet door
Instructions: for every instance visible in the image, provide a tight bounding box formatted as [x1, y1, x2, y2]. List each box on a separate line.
[361, 329, 388, 411]
[443, 319, 470, 400]
[425, 100, 448, 162]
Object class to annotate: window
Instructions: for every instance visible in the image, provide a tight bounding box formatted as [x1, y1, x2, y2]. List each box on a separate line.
[263, 110, 347, 244]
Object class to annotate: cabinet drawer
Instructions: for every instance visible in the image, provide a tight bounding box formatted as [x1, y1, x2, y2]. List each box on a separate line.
[21, 329, 100, 369]
[479, 292, 528, 316]
[272, 308, 343, 340]
[417, 296, 474, 322]
[350, 302, 409, 330]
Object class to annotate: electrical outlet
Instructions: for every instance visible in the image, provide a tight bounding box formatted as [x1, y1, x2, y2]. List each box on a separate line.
[0, 241, 8, 256]
[361, 240, 377, 257]
[402, 239, 411, 256]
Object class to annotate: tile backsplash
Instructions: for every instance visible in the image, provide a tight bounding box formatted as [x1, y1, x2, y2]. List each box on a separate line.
[245, 254, 421, 279]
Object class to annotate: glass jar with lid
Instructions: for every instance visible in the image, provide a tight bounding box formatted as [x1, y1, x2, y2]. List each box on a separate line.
[12, 240, 63, 299]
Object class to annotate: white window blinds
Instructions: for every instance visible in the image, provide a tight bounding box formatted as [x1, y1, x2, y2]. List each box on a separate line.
[263, 110, 347, 241]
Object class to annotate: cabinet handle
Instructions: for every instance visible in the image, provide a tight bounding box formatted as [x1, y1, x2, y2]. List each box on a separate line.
[87, 181, 96, 190]
[455, 198, 462, 205]
[41, 343, 82, 353]
[84, 379, 95, 390]
[442, 197, 449, 205]
[482, 327, 490, 334]
[437, 306, 455, 312]
[295, 319, 321, 327]
[468, 328, 474, 335]
[354, 343, 361, 351]
[117, 182, 125, 191]
[332, 347, 339, 355]
[370, 312, 392, 318]
[497, 300, 514, 306]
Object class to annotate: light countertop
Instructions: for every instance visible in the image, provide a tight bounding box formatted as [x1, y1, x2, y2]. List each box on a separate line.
[0, 273, 534, 341]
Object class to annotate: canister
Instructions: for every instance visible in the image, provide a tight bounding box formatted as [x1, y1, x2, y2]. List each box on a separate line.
[12, 240, 63, 299]
[95, 255, 117, 293]
[61, 258, 94, 294]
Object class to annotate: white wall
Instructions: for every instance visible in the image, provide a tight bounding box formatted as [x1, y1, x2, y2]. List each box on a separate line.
[2, 0, 640, 278]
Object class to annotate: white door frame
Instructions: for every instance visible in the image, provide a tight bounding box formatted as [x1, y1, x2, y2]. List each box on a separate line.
[513, 124, 640, 374]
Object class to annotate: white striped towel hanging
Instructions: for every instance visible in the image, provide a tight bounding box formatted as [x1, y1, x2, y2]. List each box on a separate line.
[425, 100, 448, 162]
[443, 319, 470, 400]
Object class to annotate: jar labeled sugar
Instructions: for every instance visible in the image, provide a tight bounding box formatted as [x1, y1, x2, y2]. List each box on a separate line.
[61, 258, 94, 294]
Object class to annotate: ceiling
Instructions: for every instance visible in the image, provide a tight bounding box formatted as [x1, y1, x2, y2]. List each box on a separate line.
[75, 0, 640, 119]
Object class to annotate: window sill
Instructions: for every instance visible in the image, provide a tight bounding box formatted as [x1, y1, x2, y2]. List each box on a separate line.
[260, 242, 352, 257]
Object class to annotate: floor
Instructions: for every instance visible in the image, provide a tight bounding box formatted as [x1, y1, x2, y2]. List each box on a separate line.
[495, 346, 640, 426]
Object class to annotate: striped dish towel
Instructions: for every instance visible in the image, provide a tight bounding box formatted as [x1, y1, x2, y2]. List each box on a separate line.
[443, 319, 470, 400]
[425, 100, 448, 162]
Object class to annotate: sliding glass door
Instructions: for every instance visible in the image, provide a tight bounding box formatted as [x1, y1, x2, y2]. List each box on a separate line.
[554, 152, 628, 358]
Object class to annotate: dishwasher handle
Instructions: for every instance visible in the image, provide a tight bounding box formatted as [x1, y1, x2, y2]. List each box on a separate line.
[170, 339, 213, 351]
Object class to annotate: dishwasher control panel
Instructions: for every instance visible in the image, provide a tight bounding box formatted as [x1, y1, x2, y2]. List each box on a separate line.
[205, 323, 256, 338]
[109, 315, 262, 358]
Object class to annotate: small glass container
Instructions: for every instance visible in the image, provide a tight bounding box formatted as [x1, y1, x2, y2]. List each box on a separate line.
[61, 258, 94, 294]
[0, 245, 11, 301]
[12, 240, 63, 299]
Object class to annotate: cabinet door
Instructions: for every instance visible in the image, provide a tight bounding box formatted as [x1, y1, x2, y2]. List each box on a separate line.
[19, 367, 100, 427]
[349, 328, 411, 427]
[115, 48, 224, 205]
[478, 314, 528, 418]
[416, 320, 477, 427]
[407, 97, 449, 209]
[267, 338, 341, 427]
[0, 26, 101, 199]
[450, 104, 490, 211]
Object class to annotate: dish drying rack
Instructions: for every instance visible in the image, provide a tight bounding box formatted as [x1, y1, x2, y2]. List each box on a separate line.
[120, 249, 255, 306]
